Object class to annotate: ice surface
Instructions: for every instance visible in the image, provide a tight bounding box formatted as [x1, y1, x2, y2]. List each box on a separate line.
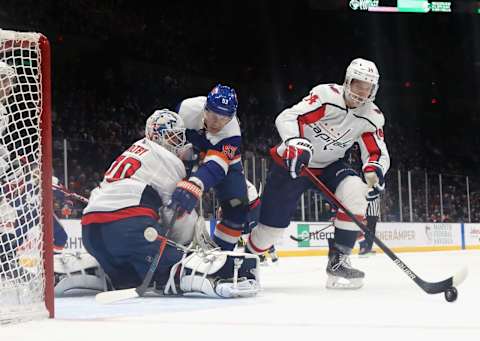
[2, 250, 479, 341]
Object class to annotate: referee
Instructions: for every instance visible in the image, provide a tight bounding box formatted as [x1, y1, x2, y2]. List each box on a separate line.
[359, 197, 380, 255]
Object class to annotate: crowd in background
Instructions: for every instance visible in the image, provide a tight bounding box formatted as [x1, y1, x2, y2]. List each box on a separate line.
[2, 0, 479, 222]
[50, 83, 480, 223]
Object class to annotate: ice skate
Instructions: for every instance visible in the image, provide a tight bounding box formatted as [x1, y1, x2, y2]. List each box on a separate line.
[326, 239, 364, 289]
[258, 253, 268, 265]
[268, 246, 279, 264]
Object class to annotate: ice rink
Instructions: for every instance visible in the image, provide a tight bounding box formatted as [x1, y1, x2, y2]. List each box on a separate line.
[2, 250, 479, 341]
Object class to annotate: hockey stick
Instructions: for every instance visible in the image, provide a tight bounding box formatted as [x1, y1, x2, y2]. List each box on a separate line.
[304, 168, 467, 296]
[52, 184, 89, 204]
[290, 223, 333, 242]
[290, 235, 309, 242]
[95, 210, 179, 304]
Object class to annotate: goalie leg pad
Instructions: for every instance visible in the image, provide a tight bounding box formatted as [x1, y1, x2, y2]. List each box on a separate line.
[164, 250, 260, 298]
[55, 273, 108, 296]
[54, 252, 109, 296]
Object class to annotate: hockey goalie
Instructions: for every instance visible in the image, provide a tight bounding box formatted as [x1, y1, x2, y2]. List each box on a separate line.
[54, 109, 260, 299]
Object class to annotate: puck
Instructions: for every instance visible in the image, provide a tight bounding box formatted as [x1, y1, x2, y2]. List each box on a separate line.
[144, 227, 158, 242]
[444, 287, 458, 302]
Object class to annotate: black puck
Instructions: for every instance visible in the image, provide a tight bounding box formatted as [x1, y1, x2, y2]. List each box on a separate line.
[444, 287, 458, 302]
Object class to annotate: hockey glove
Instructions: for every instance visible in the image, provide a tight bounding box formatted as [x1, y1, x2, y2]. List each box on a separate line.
[168, 180, 203, 215]
[364, 166, 385, 201]
[282, 137, 313, 179]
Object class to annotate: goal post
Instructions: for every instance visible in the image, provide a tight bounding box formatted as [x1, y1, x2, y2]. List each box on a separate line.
[0, 28, 53, 323]
[40, 33, 54, 320]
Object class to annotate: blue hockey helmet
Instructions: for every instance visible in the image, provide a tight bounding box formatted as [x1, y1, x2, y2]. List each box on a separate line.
[205, 84, 238, 117]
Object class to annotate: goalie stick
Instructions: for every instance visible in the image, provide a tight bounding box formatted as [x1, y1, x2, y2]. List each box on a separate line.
[95, 210, 179, 304]
[52, 184, 89, 204]
[303, 168, 467, 296]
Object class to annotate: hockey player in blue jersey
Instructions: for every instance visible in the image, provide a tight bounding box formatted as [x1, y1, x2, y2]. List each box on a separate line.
[246, 58, 390, 289]
[170, 85, 249, 251]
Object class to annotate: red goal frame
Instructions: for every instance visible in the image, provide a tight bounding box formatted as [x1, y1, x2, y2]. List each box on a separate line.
[39, 34, 54, 318]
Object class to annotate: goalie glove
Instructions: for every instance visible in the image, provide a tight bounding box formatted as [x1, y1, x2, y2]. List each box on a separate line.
[168, 179, 203, 215]
[364, 165, 385, 201]
[282, 137, 313, 179]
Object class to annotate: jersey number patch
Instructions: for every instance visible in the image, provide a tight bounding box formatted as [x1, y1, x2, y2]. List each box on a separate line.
[105, 155, 141, 182]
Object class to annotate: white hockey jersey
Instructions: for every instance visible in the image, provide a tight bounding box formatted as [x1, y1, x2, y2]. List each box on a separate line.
[82, 138, 197, 245]
[273, 83, 390, 175]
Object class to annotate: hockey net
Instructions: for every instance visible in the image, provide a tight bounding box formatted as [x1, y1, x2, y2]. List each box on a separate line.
[0, 29, 53, 324]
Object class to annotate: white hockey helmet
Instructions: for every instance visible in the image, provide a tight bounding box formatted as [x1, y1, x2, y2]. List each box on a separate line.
[344, 58, 379, 106]
[145, 109, 187, 155]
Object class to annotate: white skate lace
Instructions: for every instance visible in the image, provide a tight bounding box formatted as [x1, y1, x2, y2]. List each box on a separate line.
[331, 254, 353, 271]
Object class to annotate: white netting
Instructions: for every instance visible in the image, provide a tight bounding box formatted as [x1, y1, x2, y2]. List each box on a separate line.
[0, 29, 50, 324]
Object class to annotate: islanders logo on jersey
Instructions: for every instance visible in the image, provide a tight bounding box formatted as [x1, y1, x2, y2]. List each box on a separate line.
[222, 144, 238, 160]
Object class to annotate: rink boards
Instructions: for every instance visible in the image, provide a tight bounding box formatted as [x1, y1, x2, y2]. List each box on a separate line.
[275, 222, 480, 257]
[58, 219, 480, 256]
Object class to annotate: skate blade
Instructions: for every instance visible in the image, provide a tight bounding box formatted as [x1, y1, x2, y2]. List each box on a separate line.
[326, 275, 364, 290]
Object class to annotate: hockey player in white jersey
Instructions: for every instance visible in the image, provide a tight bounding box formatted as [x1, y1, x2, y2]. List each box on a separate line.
[246, 58, 390, 289]
[66, 109, 259, 298]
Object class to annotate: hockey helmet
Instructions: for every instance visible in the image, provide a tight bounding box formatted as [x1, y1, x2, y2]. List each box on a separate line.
[145, 109, 187, 155]
[344, 58, 379, 106]
[205, 84, 238, 118]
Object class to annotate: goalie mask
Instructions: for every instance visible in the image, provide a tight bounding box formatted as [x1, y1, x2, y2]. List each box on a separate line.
[145, 109, 188, 156]
[344, 58, 379, 107]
